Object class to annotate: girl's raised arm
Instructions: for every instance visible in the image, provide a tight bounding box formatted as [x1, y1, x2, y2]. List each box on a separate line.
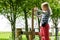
[36, 9, 42, 17]
[34, 7, 42, 17]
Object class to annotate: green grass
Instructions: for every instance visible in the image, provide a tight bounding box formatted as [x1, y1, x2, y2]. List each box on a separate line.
[22, 35, 27, 40]
[0, 32, 40, 40]
[0, 39, 8, 40]
[0, 32, 11, 40]
[1, 32, 60, 40]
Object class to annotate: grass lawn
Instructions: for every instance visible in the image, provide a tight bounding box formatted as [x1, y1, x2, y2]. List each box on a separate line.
[0, 32, 11, 40]
[0, 32, 39, 40]
[0, 32, 58, 40]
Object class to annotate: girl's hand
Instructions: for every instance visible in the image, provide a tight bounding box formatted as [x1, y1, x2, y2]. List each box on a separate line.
[34, 7, 38, 12]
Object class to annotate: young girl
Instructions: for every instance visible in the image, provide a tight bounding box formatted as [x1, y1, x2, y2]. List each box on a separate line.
[34, 2, 52, 40]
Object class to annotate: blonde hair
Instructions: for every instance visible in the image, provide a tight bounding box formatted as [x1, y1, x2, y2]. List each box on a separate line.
[41, 2, 52, 15]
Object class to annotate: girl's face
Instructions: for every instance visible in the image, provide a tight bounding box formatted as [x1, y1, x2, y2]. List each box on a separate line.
[42, 4, 49, 11]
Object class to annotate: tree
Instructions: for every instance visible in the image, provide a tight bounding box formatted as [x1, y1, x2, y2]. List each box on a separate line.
[0, 0, 23, 40]
[48, 0, 60, 40]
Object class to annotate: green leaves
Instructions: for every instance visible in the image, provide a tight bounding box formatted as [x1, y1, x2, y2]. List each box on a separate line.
[0, 0, 60, 18]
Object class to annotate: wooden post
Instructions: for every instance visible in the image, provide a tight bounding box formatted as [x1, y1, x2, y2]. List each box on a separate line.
[32, 8, 34, 32]
[31, 8, 34, 40]
[29, 8, 34, 40]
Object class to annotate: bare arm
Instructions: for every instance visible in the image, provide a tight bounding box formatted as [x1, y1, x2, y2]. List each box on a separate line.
[34, 9, 42, 17]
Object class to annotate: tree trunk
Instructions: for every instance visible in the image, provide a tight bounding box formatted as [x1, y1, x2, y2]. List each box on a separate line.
[38, 18, 41, 40]
[55, 27, 58, 40]
[11, 23, 15, 40]
[24, 9, 29, 40]
[38, 18, 40, 32]
[11, 13, 16, 40]
[52, 18, 58, 40]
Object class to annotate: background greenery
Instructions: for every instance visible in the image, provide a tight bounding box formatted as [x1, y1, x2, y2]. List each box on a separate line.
[0, 0, 60, 40]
